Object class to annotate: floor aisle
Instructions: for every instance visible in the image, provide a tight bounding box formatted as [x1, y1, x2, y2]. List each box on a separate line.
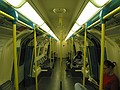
[38, 59, 82, 90]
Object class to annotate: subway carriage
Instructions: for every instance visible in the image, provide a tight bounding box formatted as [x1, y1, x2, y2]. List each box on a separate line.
[0, 0, 120, 90]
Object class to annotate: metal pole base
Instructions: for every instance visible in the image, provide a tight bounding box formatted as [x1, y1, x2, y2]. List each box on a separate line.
[60, 81, 62, 90]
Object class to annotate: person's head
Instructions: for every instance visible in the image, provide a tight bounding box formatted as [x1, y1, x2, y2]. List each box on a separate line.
[104, 60, 116, 74]
[76, 51, 82, 56]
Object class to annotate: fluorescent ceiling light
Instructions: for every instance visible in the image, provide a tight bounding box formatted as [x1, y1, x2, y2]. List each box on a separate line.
[90, 0, 110, 8]
[17, 2, 44, 26]
[65, 23, 81, 41]
[71, 23, 81, 32]
[48, 30, 59, 41]
[65, 30, 74, 41]
[40, 23, 50, 32]
[76, 1, 100, 25]
[4, 0, 26, 7]
[65, 1, 100, 41]
[48, 30, 53, 36]
[52, 34, 59, 41]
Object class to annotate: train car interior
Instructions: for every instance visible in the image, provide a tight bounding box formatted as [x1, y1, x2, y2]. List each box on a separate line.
[0, 0, 120, 90]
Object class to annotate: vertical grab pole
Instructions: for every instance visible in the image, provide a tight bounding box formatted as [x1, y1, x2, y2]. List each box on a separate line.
[34, 27, 38, 90]
[67, 41, 69, 60]
[83, 26, 87, 86]
[60, 31, 63, 90]
[99, 22, 105, 90]
[71, 37, 74, 68]
[52, 39, 54, 63]
[69, 39, 71, 60]
[54, 40, 56, 60]
[53, 40, 55, 62]
[70, 39, 72, 68]
[50, 37, 52, 68]
[13, 21, 19, 90]
[68, 39, 70, 60]
[59, 16, 63, 90]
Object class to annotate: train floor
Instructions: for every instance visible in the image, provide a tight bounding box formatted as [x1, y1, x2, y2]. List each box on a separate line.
[23, 59, 98, 90]
[38, 59, 83, 90]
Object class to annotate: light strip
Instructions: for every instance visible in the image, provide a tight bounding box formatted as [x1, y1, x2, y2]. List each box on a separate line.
[71, 23, 81, 32]
[65, 1, 100, 41]
[16, 2, 44, 26]
[65, 23, 81, 41]
[65, 30, 74, 41]
[4, 1, 59, 41]
[90, 0, 111, 8]
[4, 0, 26, 7]
[48, 30, 59, 41]
[40, 23, 50, 32]
[16, 2, 59, 41]
[76, 2, 100, 25]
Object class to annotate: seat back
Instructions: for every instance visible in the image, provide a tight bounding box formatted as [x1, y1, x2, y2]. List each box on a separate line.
[0, 80, 14, 90]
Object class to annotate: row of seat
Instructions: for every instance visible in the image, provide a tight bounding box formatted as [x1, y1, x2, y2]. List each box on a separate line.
[0, 80, 14, 90]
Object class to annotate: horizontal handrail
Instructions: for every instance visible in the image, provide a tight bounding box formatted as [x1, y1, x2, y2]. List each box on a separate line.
[0, 10, 14, 20]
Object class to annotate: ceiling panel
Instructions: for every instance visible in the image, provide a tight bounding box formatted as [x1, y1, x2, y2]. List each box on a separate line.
[28, 0, 89, 40]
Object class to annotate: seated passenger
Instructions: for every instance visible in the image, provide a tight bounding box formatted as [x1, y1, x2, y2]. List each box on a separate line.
[103, 60, 119, 90]
[73, 51, 83, 67]
[74, 60, 119, 90]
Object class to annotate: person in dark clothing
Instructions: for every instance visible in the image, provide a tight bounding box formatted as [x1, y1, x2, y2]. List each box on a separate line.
[73, 51, 83, 67]
[103, 60, 119, 90]
[65, 51, 83, 71]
